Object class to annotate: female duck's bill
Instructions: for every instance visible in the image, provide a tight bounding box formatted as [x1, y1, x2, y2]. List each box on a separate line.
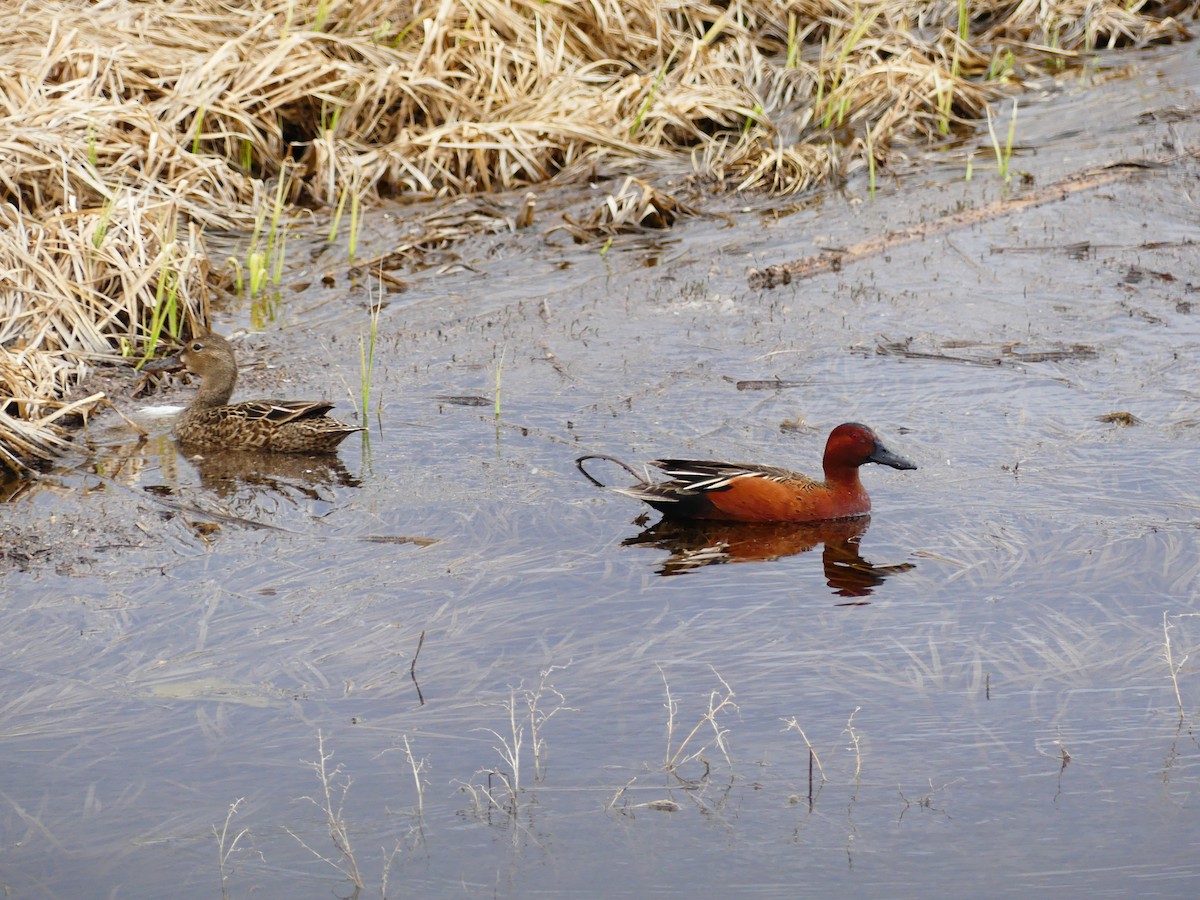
[577, 422, 916, 524]
[155, 332, 363, 454]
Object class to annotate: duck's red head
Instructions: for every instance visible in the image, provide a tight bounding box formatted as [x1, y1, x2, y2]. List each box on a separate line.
[823, 423, 917, 474]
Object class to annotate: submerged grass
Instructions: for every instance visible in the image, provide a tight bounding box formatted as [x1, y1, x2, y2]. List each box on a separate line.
[0, 0, 1193, 466]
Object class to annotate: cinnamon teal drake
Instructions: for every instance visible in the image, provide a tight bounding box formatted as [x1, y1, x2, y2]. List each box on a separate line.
[161, 332, 363, 453]
[577, 423, 916, 523]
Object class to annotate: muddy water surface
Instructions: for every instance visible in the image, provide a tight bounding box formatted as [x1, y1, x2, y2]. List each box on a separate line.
[3, 42, 1200, 898]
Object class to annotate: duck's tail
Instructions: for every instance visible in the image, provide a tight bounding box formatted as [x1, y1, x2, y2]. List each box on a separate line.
[575, 454, 643, 488]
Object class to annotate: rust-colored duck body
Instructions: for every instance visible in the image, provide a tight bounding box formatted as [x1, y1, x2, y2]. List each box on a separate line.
[578, 423, 916, 524]
[165, 333, 362, 453]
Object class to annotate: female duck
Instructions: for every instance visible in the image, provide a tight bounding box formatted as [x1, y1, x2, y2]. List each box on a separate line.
[165, 332, 362, 453]
[577, 422, 915, 523]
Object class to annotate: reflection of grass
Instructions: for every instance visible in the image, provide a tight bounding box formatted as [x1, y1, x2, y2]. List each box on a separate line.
[898, 777, 962, 819]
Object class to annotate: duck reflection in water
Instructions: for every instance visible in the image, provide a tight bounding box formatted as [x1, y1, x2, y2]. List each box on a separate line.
[621, 516, 913, 599]
[176, 445, 361, 501]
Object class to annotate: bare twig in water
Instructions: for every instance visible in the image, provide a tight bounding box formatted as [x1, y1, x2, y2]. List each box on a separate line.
[213, 798, 261, 900]
[661, 665, 738, 776]
[285, 731, 363, 893]
[897, 778, 963, 822]
[461, 663, 574, 814]
[606, 776, 640, 812]
[843, 707, 863, 786]
[782, 716, 827, 808]
[379, 841, 405, 900]
[400, 734, 427, 819]
[1162, 611, 1192, 719]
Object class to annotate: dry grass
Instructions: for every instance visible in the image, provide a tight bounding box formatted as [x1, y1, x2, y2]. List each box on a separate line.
[555, 176, 701, 241]
[0, 0, 1193, 466]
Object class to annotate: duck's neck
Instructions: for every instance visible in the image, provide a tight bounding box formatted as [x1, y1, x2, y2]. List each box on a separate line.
[822, 461, 865, 491]
[193, 369, 236, 407]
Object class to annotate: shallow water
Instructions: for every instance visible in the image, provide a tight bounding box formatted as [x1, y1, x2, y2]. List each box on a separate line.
[3, 41, 1200, 899]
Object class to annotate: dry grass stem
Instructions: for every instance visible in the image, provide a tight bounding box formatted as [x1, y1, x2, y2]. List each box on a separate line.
[555, 176, 700, 242]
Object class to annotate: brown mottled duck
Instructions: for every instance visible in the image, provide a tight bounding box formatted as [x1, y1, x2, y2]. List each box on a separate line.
[165, 332, 363, 453]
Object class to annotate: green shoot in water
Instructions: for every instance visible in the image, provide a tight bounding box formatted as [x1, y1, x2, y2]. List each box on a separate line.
[986, 98, 1019, 184]
[329, 180, 349, 244]
[247, 250, 268, 295]
[329, 172, 364, 262]
[239, 166, 292, 298]
[139, 242, 180, 365]
[359, 277, 382, 422]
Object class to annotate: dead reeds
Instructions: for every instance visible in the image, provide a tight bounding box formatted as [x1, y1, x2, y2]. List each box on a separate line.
[1, 0, 1191, 467]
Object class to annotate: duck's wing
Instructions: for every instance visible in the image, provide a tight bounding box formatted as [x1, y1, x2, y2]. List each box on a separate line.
[646, 459, 817, 495]
[217, 399, 337, 426]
